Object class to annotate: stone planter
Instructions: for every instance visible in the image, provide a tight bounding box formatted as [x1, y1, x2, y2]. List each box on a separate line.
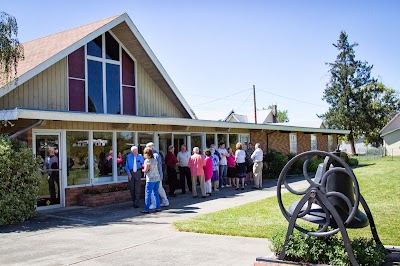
[77, 190, 132, 207]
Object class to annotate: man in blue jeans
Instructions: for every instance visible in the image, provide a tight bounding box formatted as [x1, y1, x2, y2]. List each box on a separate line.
[217, 141, 229, 188]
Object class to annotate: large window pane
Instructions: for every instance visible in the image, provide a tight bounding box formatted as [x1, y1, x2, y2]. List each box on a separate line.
[229, 134, 238, 151]
[206, 134, 215, 148]
[88, 60, 103, 113]
[138, 132, 153, 154]
[117, 132, 136, 181]
[191, 136, 202, 152]
[106, 63, 121, 114]
[93, 132, 113, 183]
[105, 32, 120, 61]
[67, 131, 89, 186]
[87, 35, 102, 58]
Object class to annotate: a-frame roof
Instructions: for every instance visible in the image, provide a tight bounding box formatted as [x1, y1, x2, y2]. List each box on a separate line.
[1, 13, 196, 119]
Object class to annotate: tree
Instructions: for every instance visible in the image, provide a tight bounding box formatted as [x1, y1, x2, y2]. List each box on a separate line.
[0, 12, 24, 89]
[360, 82, 399, 147]
[320, 31, 399, 154]
[264, 105, 289, 122]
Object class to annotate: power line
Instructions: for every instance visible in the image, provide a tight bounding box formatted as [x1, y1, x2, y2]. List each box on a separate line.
[257, 88, 328, 108]
[235, 91, 253, 113]
[192, 88, 251, 107]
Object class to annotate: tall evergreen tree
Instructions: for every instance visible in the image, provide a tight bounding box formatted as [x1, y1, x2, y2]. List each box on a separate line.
[320, 31, 399, 153]
[0, 12, 24, 89]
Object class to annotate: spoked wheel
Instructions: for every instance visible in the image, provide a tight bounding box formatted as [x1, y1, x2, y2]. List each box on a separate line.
[276, 150, 360, 237]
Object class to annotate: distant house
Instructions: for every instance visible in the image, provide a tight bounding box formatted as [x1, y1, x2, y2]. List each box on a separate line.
[0, 13, 348, 209]
[380, 112, 400, 156]
[223, 106, 279, 124]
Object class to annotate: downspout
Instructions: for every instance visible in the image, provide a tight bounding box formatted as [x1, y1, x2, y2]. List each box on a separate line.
[6, 120, 43, 139]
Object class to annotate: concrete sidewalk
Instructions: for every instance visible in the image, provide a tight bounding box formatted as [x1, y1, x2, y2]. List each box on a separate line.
[0, 178, 307, 266]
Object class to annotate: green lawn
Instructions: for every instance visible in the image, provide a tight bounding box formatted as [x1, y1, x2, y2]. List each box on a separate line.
[173, 156, 400, 245]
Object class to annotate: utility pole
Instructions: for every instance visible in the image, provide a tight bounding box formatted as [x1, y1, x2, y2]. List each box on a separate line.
[253, 85, 257, 124]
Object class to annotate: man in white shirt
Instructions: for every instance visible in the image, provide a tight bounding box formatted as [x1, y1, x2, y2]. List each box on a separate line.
[177, 144, 192, 194]
[217, 141, 230, 188]
[251, 143, 264, 189]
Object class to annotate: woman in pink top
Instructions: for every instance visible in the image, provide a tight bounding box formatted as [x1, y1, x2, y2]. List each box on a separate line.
[188, 147, 207, 198]
[204, 149, 213, 196]
[226, 147, 236, 187]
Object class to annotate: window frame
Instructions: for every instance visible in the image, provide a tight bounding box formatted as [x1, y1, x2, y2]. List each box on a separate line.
[289, 133, 297, 154]
[310, 134, 318, 151]
[67, 30, 138, 115]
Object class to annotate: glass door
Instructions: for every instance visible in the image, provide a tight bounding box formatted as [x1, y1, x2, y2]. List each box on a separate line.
[34, 132, 63, 208]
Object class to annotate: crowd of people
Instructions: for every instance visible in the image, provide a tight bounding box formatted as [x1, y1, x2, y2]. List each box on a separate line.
[124, 141, 264, 214]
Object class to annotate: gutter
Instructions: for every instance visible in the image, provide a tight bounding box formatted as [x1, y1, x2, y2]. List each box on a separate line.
[6, 120, 43, 139]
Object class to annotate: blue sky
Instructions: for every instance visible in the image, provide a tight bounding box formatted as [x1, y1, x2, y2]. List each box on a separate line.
[3, 1, 400, 122]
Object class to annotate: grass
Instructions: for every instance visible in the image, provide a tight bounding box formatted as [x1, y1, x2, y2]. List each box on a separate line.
[173, 156, 400, 246]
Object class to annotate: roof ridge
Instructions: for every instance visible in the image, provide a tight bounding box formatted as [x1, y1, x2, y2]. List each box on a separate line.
[22, 13, 123, 45]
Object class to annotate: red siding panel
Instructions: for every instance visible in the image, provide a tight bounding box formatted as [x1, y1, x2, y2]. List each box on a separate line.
[122, 50, 135, 86]
[69, 79, 85, 111]
[123, 86, 136, 115]
[68, 46, 85, 79]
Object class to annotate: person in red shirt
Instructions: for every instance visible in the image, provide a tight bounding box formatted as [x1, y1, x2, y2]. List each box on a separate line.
[188, 147, 207, 198]
[165, 145, 178, 197]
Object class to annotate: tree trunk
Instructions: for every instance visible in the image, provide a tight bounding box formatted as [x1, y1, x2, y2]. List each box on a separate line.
[348, 132, 356, 155]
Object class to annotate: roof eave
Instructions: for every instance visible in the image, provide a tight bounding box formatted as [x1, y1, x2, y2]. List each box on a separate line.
[0, 14, 126, 99]
[123, 14, 196, 119]
[3, 108, 350, 135]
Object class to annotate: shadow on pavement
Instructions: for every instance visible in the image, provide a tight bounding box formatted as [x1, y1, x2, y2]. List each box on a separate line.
[0, 177, 304, 234]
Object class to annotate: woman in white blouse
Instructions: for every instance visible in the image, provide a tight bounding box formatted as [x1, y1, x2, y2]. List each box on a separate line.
[234, 142, 247, 190]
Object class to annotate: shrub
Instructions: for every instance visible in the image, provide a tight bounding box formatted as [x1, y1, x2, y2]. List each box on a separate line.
[0, 135, 42, 225]
[306, 157, 324, 172]
[348, 157, 359, 166]
[270, 229, 386, 265]
[287, 153, 304, 175]
[264, 150, 288, 177]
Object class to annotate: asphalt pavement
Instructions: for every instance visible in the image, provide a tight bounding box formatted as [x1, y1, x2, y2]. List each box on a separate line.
[0, 177, 306, 266]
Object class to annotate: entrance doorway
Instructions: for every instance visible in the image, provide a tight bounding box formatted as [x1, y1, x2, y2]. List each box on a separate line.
[34, 132, 63, 209]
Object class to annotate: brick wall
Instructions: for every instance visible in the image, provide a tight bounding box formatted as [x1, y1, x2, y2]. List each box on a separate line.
[250, 130, 338, 154]
[269, 132, 290, 154]
[65, 182, 132, 206]
[65, 181, 170, 207]
[318, 133, 328, 151]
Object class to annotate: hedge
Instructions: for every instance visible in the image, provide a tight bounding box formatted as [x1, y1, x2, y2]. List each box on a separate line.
[270, 229, 386, 265]
[0, 135, 42, 225]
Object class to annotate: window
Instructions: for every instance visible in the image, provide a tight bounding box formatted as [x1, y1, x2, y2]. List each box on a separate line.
[289, 133, 297, 154]
[66, 131, 89, 186]
[117, 132, 135, 181]
[328, 135, 334, 152]
[87, 60, 103, 113]
[311, 134, 318, 150]
[68, 31, 136, 115]
[87, 35, 102, 58]
[93, 132, 113, 183]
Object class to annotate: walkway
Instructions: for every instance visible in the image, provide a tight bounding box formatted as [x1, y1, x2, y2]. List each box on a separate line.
[0, 178, 307, 266]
